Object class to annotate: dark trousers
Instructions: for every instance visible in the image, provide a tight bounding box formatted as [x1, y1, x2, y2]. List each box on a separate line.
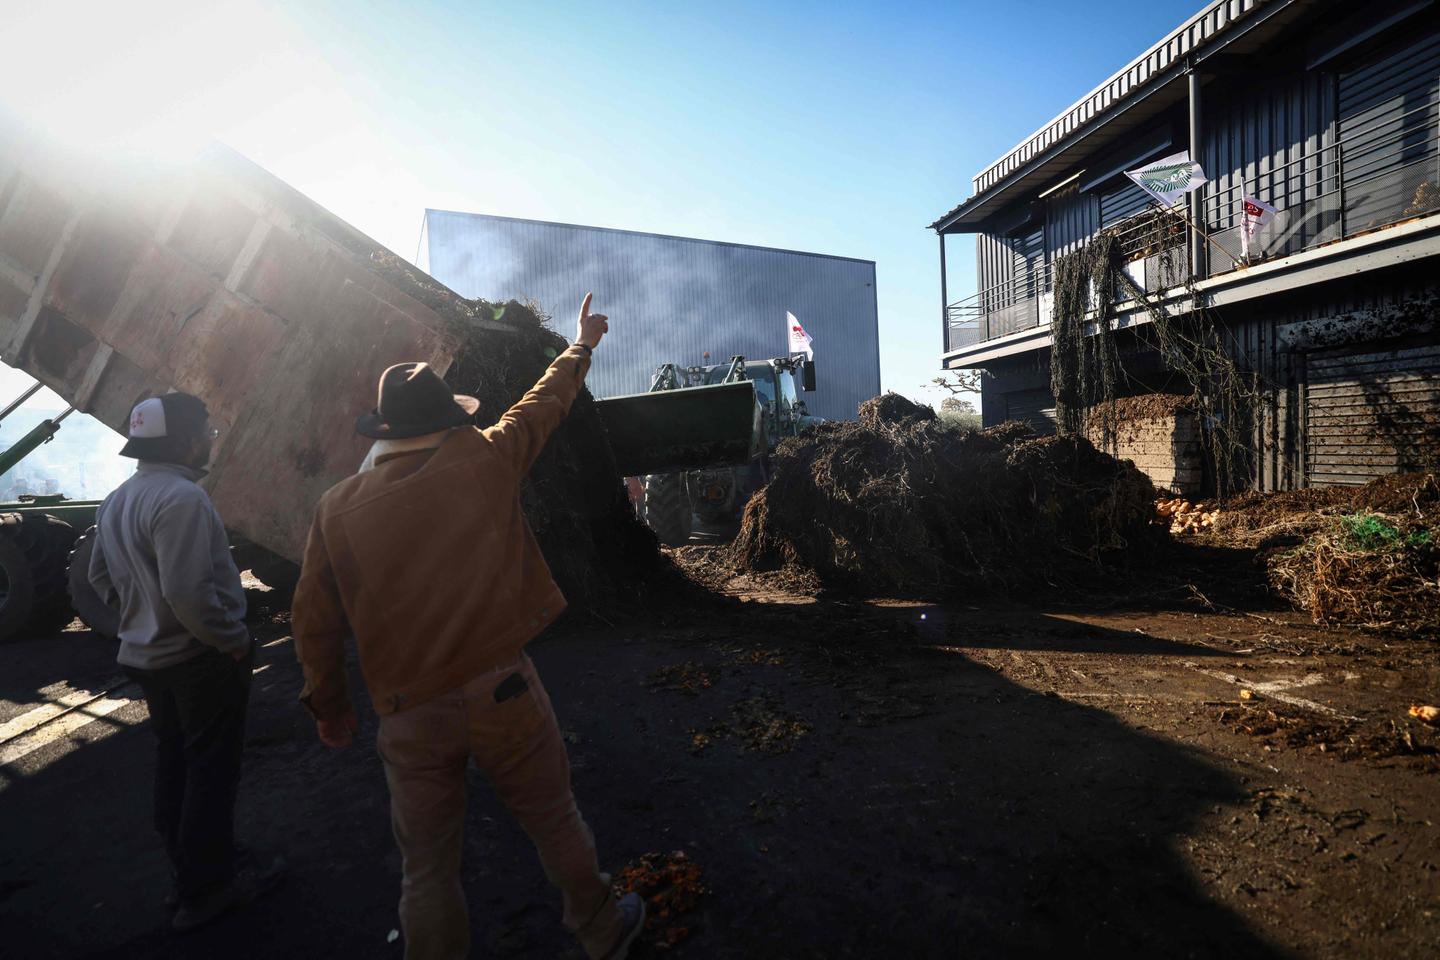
[124, 645, 253, 901]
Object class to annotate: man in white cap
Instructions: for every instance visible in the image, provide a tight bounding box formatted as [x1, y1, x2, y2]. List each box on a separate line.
[293, 294, 645, 960]
[88, 391, 284, 931]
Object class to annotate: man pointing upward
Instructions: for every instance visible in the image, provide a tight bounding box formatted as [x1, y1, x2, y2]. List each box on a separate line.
[293, 294, 644, 960]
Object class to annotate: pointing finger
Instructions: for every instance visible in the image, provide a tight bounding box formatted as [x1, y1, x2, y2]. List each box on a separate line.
[580, 292, 593, 318]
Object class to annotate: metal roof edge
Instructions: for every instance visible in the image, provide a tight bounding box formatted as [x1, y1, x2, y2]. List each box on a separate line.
[927, 66, 1187, 234]
[422, 208, 878, 267]
[931, 0, 1299, 233]
[970, 0, 1281, 192]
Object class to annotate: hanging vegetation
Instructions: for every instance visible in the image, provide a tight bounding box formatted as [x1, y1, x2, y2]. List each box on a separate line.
[1049, 232, 1122, 447]
[1048, 210, 1259, 495]
[1119, 246, 1258, 495]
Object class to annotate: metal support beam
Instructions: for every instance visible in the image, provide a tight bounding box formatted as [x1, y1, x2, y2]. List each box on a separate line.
[2, 210, 81, 362]
[1188, 66, 1207, 280]
[73, 343, 115, 413]
[0, 382, 43, 424]
[0, 407, 75, 478]
[938, 233, 949, 351]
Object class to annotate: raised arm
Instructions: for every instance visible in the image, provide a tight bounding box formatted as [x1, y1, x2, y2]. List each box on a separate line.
[482, 293, 609, 476]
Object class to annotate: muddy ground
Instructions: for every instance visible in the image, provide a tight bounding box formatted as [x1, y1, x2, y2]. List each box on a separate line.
[1, 555, 1437, 959]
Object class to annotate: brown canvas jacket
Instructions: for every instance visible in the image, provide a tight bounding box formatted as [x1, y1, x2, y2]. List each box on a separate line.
[292, 345, 591, 721]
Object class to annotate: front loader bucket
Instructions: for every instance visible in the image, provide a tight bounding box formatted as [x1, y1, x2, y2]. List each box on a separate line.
[595, 381, 762, 476]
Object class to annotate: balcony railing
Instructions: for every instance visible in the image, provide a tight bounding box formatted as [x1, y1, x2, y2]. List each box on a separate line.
[945, 108, 1440, 353]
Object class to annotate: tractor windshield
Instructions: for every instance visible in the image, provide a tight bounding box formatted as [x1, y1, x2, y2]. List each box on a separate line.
[744, 362, 776, 413]
[699, 361, 777, 414]
[777, 368, 798, 409]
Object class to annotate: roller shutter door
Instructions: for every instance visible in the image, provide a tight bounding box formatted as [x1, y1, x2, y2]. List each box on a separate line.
[1004, 388, 1057, 436]
[1338, 33, 1440, 231]
[1011, 227, 1044, 298]
[1305, 340, 1440, 486]
[1099, 180, 1150, 229]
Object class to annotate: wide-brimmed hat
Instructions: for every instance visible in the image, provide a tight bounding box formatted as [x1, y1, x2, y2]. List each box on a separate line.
[119, 394, 208, 461]
[355, 362, 480, 439]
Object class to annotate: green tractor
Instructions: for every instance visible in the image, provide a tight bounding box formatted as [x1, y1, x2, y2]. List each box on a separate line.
[0, 383, 105, 640]
[595, 354, 818, 545]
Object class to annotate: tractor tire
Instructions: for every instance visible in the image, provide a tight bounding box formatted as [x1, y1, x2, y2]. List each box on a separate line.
[0, 513, 79, 641]
[642, 473, 693, 547]
[67, 527, 120, 640]
[0, 528, 36, 641]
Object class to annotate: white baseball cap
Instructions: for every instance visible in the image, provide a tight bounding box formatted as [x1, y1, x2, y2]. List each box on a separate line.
[119, 393, 208, 460]
[127, 397, 168, 439]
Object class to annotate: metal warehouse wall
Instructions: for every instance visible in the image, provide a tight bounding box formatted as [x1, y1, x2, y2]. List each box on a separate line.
[420, 211, 880, 421]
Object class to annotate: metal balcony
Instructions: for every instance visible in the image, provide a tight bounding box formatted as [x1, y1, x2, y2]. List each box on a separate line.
[945, 111, 1440, 353]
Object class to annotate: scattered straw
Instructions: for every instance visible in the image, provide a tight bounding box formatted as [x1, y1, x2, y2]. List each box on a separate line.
[1266, 502, 1439, 636]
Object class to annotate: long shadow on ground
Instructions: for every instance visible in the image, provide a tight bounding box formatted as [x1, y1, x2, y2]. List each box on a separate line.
[0, 605, 1288, 959]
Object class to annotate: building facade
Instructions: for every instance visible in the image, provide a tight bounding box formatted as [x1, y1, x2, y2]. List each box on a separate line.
[934, 0, 1440, 492]
[421, 211, 880, 421]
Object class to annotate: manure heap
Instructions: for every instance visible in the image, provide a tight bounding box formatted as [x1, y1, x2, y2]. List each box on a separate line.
[732, 394, 1161, 596]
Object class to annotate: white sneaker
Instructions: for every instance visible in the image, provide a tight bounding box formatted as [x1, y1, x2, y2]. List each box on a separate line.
[600, 892, 646, 960]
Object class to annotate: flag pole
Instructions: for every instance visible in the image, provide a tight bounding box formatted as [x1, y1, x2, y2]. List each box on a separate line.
[1238, 179, 1252, 264]
[1173, 204, 1233, 264]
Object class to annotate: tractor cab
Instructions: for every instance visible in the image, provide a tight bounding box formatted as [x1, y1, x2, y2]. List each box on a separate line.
[690, 357, 810, 439]
[594, 351, 820, 546]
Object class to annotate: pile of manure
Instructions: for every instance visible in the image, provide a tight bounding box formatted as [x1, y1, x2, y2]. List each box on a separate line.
[858, 392, 938, 428]
[729, 403, 1161, 597]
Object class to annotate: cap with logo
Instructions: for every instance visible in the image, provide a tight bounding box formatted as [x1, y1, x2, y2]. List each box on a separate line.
[119, 394, 207, 461]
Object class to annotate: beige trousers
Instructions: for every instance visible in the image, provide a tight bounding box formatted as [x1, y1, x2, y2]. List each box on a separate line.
[376, 654, 623, 960]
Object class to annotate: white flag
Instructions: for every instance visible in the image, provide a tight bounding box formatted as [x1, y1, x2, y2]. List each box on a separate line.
[1125, 151, 1208, 207]
[1238, 195, 1278, 261]
[786, 311, 814, 360]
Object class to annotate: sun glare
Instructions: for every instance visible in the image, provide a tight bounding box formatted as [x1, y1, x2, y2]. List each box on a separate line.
[0, 0, 329, 163]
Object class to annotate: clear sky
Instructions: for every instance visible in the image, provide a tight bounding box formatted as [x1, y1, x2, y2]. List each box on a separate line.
[0, 0, 1203, 465]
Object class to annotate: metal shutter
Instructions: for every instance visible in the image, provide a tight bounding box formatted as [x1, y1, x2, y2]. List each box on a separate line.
[1004, 388, 1057, 436]
[1337, 33, 1440, 232]
[1011, 227, 1045, 307]
[988, 228, 1046, 338]
[1305, 339, 1440, 486]
[997, 228, 1044, 307]
[1099, 180, 1150, 228]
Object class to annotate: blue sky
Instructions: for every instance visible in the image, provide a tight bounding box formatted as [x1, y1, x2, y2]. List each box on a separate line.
[1, 0, 1203, 468]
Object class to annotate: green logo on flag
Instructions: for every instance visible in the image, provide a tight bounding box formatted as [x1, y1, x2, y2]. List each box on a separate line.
[1139, 163, 1194, 192]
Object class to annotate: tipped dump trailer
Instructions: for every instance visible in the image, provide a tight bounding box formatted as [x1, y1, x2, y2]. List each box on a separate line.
[0, 122, 776, 638]
[0, 125, 517, 571]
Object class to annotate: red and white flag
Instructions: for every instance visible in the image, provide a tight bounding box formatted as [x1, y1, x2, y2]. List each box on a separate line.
[787, 311, 814, 360]
[1239, 196, 1278, 260]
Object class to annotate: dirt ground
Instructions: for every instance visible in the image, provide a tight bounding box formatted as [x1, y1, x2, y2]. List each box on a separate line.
[1, 555, 1438, 959]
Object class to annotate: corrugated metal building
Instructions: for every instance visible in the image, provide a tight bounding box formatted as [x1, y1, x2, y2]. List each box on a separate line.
[933, 0, 1440, 492]
[420, 211, 880, 421]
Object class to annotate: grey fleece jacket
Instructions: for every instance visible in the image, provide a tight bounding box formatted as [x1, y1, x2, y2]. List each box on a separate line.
[89, 462, 249, 670]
